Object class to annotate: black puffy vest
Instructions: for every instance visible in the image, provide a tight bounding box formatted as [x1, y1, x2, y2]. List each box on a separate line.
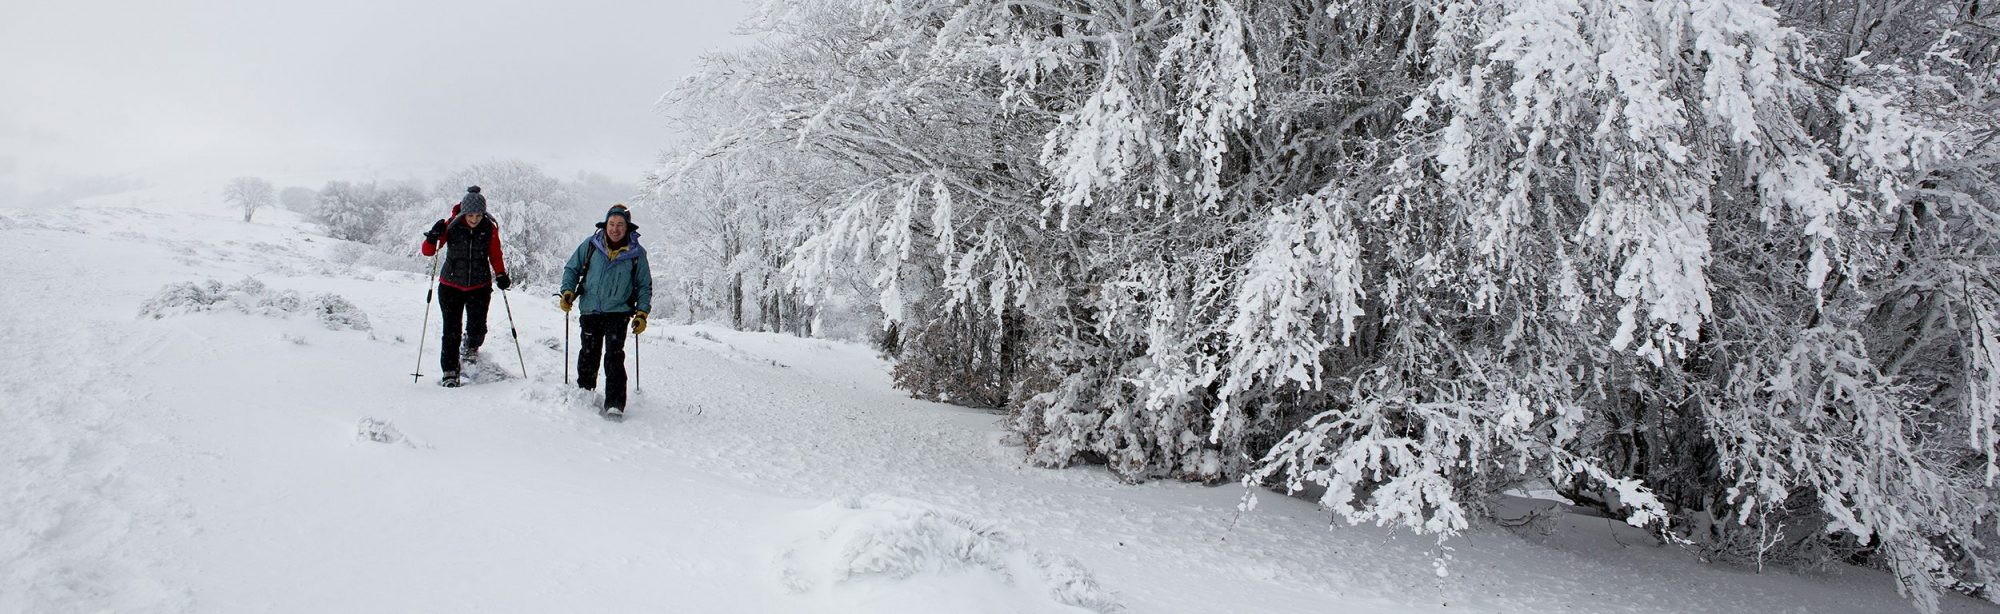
[440, 218, 498, 288]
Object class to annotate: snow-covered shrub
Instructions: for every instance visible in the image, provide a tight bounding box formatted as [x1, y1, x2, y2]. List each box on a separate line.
[137, 280, 228, 319]
[891, 305, 1024, 410]
[779, 495, 1120, 613]
[138, 278, 300, 320]
[305, 294, 369, 332]
[138, 278, 371, 332]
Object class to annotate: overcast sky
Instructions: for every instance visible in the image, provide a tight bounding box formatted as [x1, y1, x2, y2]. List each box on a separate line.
[0, 0, 753, 194]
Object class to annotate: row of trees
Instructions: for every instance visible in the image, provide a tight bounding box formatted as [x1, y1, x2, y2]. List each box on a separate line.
[236, 161, 634, 288]
[650, 0, 2000, 609]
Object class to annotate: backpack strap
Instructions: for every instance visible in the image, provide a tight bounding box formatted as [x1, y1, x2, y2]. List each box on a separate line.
[574, 240, 594, 297]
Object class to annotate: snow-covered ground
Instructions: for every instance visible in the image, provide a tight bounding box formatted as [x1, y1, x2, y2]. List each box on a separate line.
[2, 195, 1989, 613]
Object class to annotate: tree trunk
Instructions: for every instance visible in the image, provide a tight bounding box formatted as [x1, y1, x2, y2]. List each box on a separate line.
[729, 273, 744, 329]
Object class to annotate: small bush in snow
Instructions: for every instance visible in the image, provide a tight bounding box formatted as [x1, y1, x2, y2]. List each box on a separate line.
[138, 278, 371, 332]
[306, 294, 369, 331]
[138, 280, 228, 319]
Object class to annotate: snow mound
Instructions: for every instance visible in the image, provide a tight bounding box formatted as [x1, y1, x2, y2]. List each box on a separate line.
[138, 277, 371, 331]
[779, 494, 1121, 614]
[356, 418, 403, 444]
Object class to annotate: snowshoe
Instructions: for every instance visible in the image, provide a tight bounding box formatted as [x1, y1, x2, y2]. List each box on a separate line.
[439, 371, 463, 388]
[600, 406, 625, 422]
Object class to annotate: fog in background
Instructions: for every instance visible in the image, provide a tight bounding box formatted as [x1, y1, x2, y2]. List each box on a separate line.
[0, 0, 752, 203]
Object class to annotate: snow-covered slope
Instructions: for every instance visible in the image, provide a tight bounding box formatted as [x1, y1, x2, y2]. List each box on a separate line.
[0, 200, 1986, 613]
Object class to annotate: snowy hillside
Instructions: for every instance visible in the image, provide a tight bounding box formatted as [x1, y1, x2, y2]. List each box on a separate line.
[2, 200, 1988, 613]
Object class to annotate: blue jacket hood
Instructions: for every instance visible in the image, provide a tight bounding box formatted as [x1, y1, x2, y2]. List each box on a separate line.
[589, 230, 645, 264]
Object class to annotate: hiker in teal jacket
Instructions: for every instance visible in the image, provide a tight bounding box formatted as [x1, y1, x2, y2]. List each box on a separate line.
[559, 204, 652, 417]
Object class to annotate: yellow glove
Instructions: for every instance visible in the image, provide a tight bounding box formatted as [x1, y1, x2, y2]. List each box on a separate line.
[559, 291, 575, 313]
[630, 311, 648, 335]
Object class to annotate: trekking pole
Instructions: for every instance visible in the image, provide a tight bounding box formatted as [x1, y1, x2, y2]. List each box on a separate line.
[499, 287, 528, 379]
[412, 251, 441, 383]
[562, 299, 571, 386]
[634, 331, 642, 394]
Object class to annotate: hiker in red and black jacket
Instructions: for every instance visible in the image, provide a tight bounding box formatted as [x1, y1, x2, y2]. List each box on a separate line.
[420, 186, 510, 387]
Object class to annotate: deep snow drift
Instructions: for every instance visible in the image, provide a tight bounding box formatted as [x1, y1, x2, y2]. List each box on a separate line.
[1, 196, 1988, 613]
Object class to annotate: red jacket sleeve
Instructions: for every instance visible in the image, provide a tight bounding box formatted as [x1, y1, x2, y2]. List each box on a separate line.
[420, 216, 446, 257]
[488, 226, 506, 274]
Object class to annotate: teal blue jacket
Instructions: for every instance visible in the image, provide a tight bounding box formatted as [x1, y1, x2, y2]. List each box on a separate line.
[560, 231, 653, 315]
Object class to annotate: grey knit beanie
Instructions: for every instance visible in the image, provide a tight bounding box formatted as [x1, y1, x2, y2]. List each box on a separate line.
[458, 186, 488, 215]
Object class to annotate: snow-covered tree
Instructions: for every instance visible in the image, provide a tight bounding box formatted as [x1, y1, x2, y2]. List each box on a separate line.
[223, 176, 276, 222]
[314, 180, 381, 243]
[313, 180, 426, 246]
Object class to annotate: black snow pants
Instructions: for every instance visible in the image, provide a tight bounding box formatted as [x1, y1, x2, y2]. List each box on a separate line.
[577, 311, 633, 409]
[438, 284, 492, 374]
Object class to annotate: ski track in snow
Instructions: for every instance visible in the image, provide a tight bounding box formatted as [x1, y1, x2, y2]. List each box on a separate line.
[1, 202, 1991, 613]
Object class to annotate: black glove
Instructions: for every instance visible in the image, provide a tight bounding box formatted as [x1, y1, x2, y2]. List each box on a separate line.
[495, 272, 512, 291]
[423, 219, 447, 241]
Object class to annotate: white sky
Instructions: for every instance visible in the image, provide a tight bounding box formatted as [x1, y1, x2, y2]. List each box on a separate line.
[0, 0, 753, 193]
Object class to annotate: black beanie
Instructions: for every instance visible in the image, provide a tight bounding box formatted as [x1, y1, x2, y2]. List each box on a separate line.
[467, 186, 481, 194]
[596, 204, 637, 230]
